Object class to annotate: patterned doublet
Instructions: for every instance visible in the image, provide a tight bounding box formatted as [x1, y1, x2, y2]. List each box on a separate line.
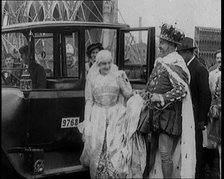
[146, 62, 186, 104]
[145, 60, 188, 135]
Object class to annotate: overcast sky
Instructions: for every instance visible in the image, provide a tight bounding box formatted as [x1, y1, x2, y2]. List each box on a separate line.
[118, 0, 221, 38]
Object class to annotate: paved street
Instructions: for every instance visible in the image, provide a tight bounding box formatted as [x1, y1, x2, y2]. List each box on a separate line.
[2, 168, 91, 179]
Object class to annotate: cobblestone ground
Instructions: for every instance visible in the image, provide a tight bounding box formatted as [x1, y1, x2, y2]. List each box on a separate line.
[2, 149, 220, 179]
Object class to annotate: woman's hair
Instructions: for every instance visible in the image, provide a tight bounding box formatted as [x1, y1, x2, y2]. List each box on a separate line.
[86, 43, 104, 58]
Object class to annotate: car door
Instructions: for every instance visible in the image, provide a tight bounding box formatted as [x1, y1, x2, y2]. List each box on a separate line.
[118, 27, 155, 89]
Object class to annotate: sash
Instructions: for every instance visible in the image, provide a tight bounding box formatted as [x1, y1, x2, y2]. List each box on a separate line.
[161, 62, 196, 178]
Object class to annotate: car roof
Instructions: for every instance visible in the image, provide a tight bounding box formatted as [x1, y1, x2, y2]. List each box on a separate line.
[2, 21, 130, 33]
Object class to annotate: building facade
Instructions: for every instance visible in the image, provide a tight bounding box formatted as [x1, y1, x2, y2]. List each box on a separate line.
[194, 26, 221, 70]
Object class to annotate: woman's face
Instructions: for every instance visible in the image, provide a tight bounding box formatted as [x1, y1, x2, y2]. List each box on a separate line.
[90, 48, 100, 62]
[66, 53, 74, 66]
[99, 57, 112, 75]
[20, 53, 29, 65]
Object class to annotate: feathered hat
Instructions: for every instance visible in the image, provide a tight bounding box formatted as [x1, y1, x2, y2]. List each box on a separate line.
[159, 23, 185, 45]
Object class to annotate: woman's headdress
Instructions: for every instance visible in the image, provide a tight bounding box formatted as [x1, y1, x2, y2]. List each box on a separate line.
[86, 50, 118, 81]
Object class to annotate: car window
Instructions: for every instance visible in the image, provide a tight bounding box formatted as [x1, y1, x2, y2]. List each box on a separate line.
[124, 30, 148, 82]
[85, 28, 117, 63]
[1, 32, 27, 87]
[65, 32, 79, 78]
[34, 33, 54, 77]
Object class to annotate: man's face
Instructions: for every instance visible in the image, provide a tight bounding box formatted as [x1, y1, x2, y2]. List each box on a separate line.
[20, 53, 29, 65]
[90, 48, 100, 62]
[216, 52, 221, 69]
[178, 50, 193, 63]
[5, 57, 14, 68]
[159, 39, 170, 57]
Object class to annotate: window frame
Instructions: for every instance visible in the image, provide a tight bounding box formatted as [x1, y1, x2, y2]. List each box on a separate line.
[119, 27, 155, 84]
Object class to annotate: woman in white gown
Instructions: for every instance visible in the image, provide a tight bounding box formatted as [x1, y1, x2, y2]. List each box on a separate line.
[78, 50, 146, 178]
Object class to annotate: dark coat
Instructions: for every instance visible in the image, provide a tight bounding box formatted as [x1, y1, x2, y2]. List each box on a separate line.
[28, 61, 46, 89]
[188, 57, 211, 126]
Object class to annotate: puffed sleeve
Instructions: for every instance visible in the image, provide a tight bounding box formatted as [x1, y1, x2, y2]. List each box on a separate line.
[162, 71, 187, 105]
[117, 70, 133, 99]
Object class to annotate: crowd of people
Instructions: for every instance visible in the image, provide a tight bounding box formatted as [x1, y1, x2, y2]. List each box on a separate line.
[78, 23, 221, 179]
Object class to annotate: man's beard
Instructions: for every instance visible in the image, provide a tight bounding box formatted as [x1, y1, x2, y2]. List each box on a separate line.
[158, 49, 169, 58]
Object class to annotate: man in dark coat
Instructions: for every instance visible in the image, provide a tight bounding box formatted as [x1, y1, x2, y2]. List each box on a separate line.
[19, 45, 46, 89]
[177, 37, 211, 179]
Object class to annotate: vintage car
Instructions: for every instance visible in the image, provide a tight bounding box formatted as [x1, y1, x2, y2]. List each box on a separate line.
[1, 21, 155, 178]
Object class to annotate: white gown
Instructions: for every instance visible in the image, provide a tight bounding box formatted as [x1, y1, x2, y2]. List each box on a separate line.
[79, 71, 134, 178]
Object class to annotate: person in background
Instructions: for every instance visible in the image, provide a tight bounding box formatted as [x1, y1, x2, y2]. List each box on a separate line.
[208, 50, 221, 72]
[2, 53, 17, 85]
[140, 23, 196, 178]
[12, 49, 23, 78]
[12, 48, 21, 64]
[19, 45, 46, 89]
[177, 37, 211, 179]
[4, 53, 14, 70]
[85, 42, 104, 74]
[209, 50, 221, 91]
[66, 44, 78, 77]
[208, 50, 221, 178]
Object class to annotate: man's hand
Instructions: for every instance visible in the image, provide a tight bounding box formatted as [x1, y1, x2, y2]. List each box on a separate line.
[151, 93, 161, 102]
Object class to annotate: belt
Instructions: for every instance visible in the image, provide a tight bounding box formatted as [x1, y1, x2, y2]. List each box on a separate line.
[94, 101, 117, 108]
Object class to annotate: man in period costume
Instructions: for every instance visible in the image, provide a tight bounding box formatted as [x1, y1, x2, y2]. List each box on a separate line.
[142, 23, 196, 178]
[177, 37, 211, 179]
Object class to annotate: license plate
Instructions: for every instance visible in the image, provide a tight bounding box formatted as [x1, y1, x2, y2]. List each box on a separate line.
[61, 117, 79, 128]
